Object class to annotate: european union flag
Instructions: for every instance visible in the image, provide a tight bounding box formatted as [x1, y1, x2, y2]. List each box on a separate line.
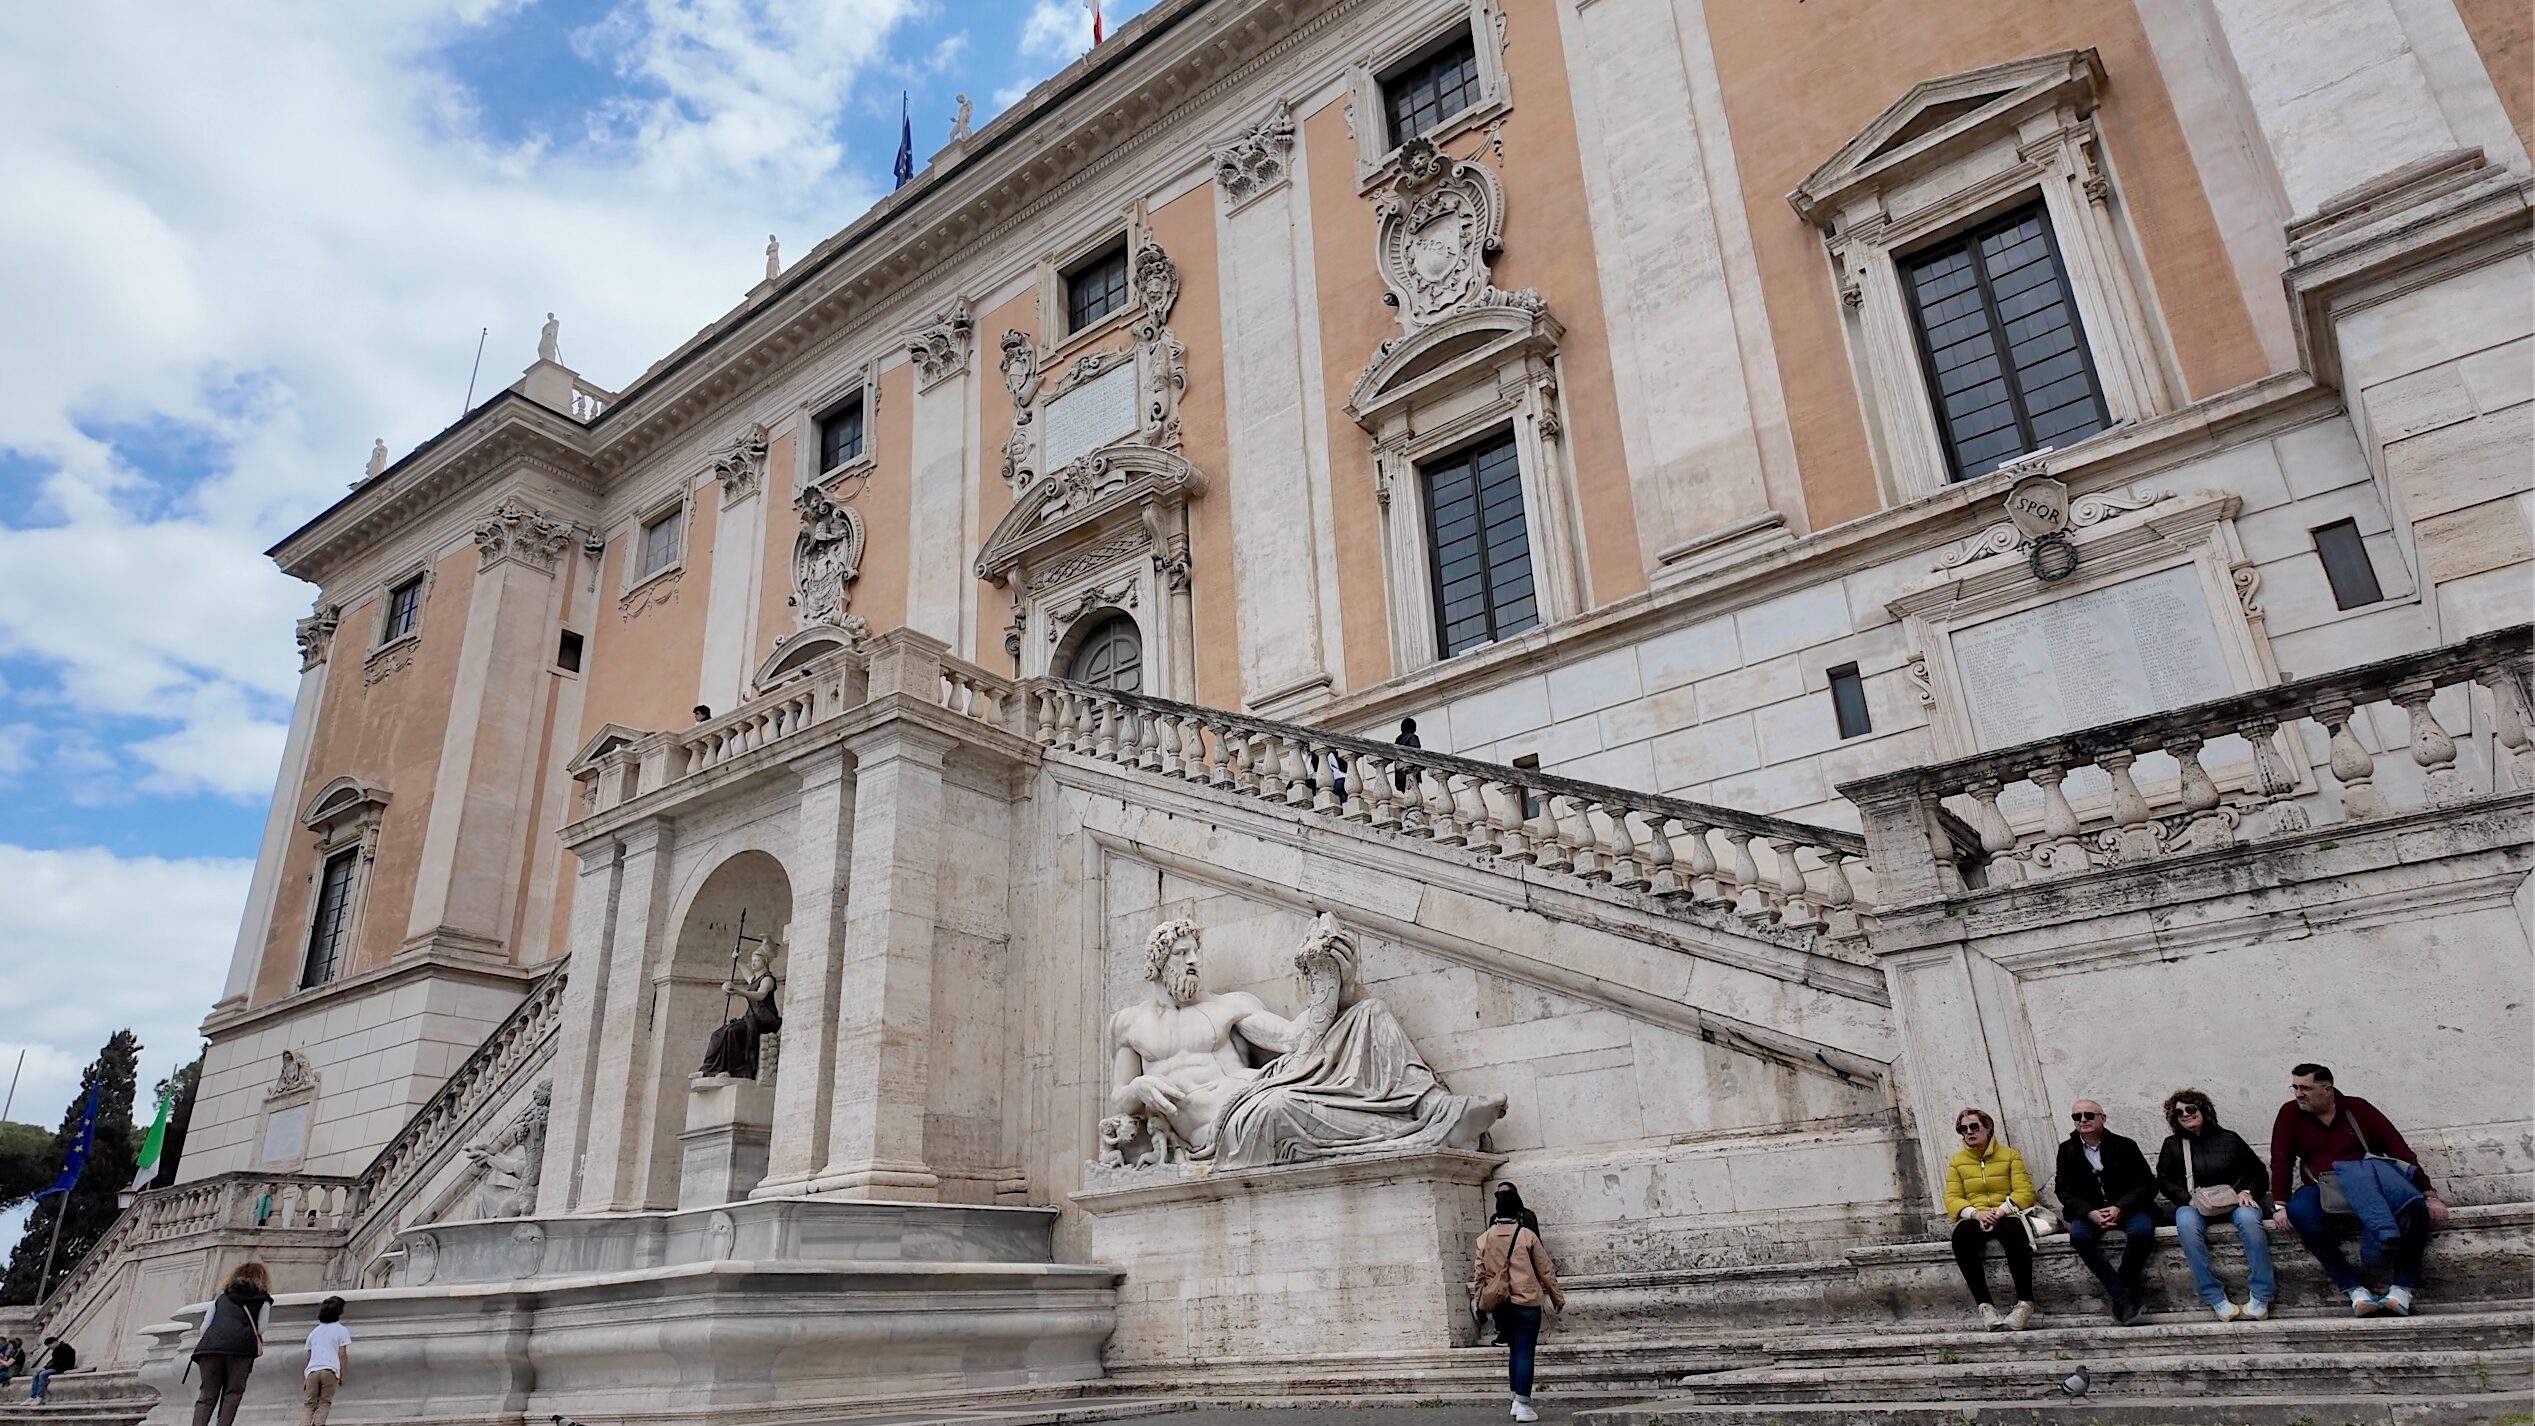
[35, 1080, 101, 1200]
[893, 92, 914, 190]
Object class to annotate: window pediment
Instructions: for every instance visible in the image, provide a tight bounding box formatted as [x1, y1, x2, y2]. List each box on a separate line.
[565, 724, 652, 776]
[301, 776, 391, 843]
[1348, 302, 1561, 430]
[974, 443, 1207, 589]
[1790, 49, 2102, 227]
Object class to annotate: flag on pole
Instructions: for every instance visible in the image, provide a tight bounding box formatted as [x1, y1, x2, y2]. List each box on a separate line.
[127, 1084, 172, 1195]
[35, 1080, 101, 1200]
[892, 91, 914, 189]
[1084, 0, 1103, 44]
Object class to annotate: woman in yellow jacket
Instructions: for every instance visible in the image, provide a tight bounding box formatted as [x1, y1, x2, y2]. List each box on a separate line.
[1945, 1108, 2041, 1329]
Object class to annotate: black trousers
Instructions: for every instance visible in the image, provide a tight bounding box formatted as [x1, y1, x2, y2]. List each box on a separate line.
[1950, 1216, 2037, 1306]
[190, 1353, 254, 1426]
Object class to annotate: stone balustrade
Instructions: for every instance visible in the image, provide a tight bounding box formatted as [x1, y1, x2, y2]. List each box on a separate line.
[1026, 681, 1872, 941]
[36, 1173, 354, 1325]
[1840, 624, 2534, 910]
[568, 379, 611, 423]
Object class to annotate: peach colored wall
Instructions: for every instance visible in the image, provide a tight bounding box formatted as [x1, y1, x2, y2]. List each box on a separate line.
[255, 544, 476, 1004]
[1492, 0, 1642, 605]
[1303, 96, 1396, 686]
[1147, 186, 1242, 705]
[974, 292, 1032, 678]
[575, 484, 712, 746]
[853, 364, 914, 638]
[1702, 0, 2267, 527]
[756, 428, 801, 672]
[2456, 0, 2533, 158]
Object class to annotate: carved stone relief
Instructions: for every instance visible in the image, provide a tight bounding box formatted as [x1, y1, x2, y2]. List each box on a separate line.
[1212, 100, 1297, 207]
[907, 299, 976, 391]
[1370, 138, 1541, 336]
[295, 602, 340, 671]
[710, 423, 771, 506]
[1934, 484, 2171, 573]
[473, 497, 579, 576]
[791, 483, 867, 629]
[271, 1050, 317, 1098]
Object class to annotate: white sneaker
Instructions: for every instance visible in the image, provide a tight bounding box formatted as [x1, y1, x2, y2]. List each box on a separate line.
[2244, 1299, 2271, 1320]
[2350, 1286, 2381, 1316]
[2005, 1300, 2036, 1331]
[1978, 1303, 2003, 1331]
[1512, 1398, 1539, 1422]
[2212, 1299, 2242, 1322]
[2382, 1286, 2414, 1316]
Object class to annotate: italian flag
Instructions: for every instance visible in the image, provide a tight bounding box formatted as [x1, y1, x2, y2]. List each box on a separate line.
[126, 1086, 170, 1195]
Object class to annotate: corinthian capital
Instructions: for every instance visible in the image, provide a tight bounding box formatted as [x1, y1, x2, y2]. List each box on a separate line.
[473, 496, 578, 575]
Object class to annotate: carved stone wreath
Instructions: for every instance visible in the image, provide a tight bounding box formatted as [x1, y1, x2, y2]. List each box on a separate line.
[791, 483, 867, 628]
[1213, 100, 1297, 206]
[1373, 138, 1536, 332]
[710, 423, 771, 505]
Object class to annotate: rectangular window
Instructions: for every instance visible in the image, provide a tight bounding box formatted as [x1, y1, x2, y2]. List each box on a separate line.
[1382, 26, 1483, 149]
[301, 849, 358, 990]
[817, 397, 865, 474]
[1422, 431, 1536, 658]
[1063, 240, 1130, 334]
[1829, 663, 1872, 740]
[1902, 203, 2109, 481]
[638, 506, 684, 580]
[382, 576, 423, 644]
[2313, 519, 2386, 609]
[555, 629, 585, 674]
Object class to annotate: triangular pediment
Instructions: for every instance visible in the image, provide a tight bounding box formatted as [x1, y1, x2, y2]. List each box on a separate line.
[566, 722, 651, 773]
[1790, 49, 2101, 225]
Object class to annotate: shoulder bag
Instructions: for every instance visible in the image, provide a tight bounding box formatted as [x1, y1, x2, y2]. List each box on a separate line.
[2182, 1139, 2241, 1216]
[2310, 1110, 2414, 1217]
[1472, 1223, 1525, 1313]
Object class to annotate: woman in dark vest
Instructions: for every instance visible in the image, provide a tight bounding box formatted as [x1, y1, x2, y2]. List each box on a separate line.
[189, 1260, 272, 1426]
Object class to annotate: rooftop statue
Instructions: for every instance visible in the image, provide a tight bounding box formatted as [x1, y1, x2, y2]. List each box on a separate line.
[1105, 914, 1502, 1171]
[538, 312, 560, 364]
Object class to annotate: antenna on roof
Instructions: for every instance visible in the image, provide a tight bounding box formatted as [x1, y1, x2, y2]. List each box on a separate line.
[461, 326, 489, 416]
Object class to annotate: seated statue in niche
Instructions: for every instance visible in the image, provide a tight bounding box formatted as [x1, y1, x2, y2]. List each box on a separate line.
[1105, 915, 1503, 1171]
[697, 939, 782, 1080]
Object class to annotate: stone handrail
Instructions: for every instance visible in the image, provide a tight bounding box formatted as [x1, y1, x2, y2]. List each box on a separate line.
[345, 960, 567, 1224]
[568, 379, 612, 423]
[1025, 680, 1871, 939]
[34, 1173, 355, 1328]
[1838, 624, 2534, 908]
[675, 680, 827, 779]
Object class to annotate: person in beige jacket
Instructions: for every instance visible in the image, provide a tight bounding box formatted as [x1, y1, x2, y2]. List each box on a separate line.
[1469, 1183, 1565, 1422]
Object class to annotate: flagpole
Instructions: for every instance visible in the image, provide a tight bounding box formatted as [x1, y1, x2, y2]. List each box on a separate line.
[34, 1195, 67, 1307]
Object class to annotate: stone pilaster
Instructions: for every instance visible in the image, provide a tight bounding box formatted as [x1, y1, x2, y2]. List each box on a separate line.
[569, 820, 677, 1212]
[218, 617, 336, 1010]
[535, 839, 620, 1216]
[751, 747, 855, 1197]
[905, 304, 975, 648]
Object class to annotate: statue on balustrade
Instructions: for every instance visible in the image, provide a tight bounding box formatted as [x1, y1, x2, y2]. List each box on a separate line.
[461, 1080, 550, 1220]
[1104, 915, 1503, 1171]
[697, 939, 782, 1080]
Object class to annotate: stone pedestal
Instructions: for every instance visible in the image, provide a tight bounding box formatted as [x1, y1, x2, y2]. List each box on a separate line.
[1071, 1147, 1504, 1366]
[679, 1074, 774, 1209]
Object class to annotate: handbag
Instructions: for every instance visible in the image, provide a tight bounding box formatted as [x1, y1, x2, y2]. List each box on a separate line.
[2310, 1110, 2415, 1217]
[2005, 1203, 2059, 1245]
[1472, 1223, 1525, 1313]
[2183, 1140, 2241, 1216]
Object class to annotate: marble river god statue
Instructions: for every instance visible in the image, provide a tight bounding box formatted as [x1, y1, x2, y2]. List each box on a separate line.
[698, 940, 782, 1080]
[1105, 915, 1503, 1171]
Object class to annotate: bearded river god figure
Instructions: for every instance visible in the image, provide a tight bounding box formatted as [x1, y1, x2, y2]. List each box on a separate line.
[1105, 915, 1504, 1171]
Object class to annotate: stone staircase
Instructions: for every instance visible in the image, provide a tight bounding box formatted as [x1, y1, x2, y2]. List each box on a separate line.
[0, 1368, 150, 1426]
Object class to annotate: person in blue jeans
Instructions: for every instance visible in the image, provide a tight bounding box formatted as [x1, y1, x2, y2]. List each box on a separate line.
[2155, 1088, 2276, 1320]
[2054, 1100, 2160, 1325]
[1469, 1183, 1565, 1423]
[29, 1336, 74, 1403]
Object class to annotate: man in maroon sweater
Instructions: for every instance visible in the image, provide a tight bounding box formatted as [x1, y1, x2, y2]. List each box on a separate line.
[2268, 1063, 2449, 1316]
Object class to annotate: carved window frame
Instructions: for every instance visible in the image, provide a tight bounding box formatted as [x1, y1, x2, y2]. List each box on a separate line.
[1792, 51, 2179, 508]
[372, 563, 433, 652]
[794, 362, 878, 497]
[1346, 0, 1510, 192]
[1037, 210, 1145, 357]
[292, 776, 391, 995]
[621, 484, 693, 598]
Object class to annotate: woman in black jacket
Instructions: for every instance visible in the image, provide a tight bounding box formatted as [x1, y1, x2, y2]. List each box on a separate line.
[189, 1261, 272, 1426]
[2156, 1089, 2275, 1321]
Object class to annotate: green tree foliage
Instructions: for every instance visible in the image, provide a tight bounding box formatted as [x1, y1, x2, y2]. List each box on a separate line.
[153, 1054, 204, 1191]
[0, 1121, 52, 1205]
[0, 1030, 142, 1306]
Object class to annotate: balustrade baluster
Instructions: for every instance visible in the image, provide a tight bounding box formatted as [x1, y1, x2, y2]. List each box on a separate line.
[1643, 816, 1679, 893]
[1336, 751, 1371, 821]
[1448, 774, 1490, 851]
[1424, 771, 1466, 846]
[2167, 734, 2235, 850]
[1679, 822, 1724, 904]
[1136, 709, 1165, 771]
[1966, 780, 2023, 885]
[1528, 795, 1572, 872]
[1493, 782, 1534, 862]
[2029, 765, 2092, 878]
[2098, 750, 2159, 864]
[1310, 744, 1342, 813]
[1284, 741, 1315, 808]
[1821, 848, 1861, 937]
[1771, 838, 1818, 929]
[1605, 807, 1648, 890]
[2391, 678, 2466, 807]
[2480, 662, 2535, 791]
[1178, 718, 1209, 781]
[1726, 830, 1768, 921]
[1561, 797, 1603, 878]
[1151, 713, 1182, 775]
[2237, 716, 2311, 837]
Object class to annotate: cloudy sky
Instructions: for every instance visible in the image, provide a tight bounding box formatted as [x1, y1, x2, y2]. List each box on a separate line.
[0, 0, 1154, 1209]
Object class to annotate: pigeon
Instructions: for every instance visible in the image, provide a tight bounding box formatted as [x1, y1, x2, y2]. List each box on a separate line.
[2060, 1364, 2092, 1397]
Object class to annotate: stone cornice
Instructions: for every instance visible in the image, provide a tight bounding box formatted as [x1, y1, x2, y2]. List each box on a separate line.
[202, 949, 546, 1039]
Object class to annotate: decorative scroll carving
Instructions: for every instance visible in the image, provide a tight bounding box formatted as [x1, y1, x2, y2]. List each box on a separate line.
[363, 641, 417, 686]
[907, 299, 976, 391]
[296, 603, 340, 670]
[1934, 485, 2172, 572]
[1132, 241, 1180, 328]
[1000, 329, 1041, 411]
[791, 483, 866, 628]
[1051, 577, 1138, 642]
[1042, 531, 1150, 588]
[1213, 99, 1297, 206]
[473, 497, 578, 575]
[618, 568, 681, 622]
[710, 423, 771, 505]
[1372, 138, 1539, 334]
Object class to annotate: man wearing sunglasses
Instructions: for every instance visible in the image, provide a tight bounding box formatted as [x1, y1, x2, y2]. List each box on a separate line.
[2055, 1099, 2160, 1325]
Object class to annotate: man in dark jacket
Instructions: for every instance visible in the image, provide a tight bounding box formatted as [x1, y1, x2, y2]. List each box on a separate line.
[2268, 1063, 2445, 1316]
[2056, 1099, 2160, 1324]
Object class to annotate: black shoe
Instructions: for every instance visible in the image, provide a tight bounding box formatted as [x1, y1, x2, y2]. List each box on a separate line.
[2114, 1297, 2144, 1326]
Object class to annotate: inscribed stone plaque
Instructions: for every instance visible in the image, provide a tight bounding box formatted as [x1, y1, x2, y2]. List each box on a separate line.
[259, 1103, 310, 1166]
[1043, 362, 1138, 468]
[1949, 564, 2235, 752]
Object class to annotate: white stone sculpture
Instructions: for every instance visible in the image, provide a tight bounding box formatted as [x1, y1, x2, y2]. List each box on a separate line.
[366, 438, 389, 482]
[765, 234, 780, 282]
[1370, 137, 1540, 334]
[710, 422, 771, 504]
[538, 312, 561, 364]
[1211, 99, 1295, 204]
[1105, 915, 1503, 1171]
[460, 1079, 551, 1220]
[791, 483, 866, 627]
[949, 94, 973, 143]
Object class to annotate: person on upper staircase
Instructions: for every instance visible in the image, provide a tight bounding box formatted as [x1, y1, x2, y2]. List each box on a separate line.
[2269, 1063, 2446, 1317]
[1944, 1107, 2041, 1331]
[2055, 1098, 2161, 1325]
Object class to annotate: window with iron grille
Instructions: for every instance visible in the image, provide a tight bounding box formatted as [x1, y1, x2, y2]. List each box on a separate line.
[382, 576, 423, 644]
[1421, 432, 1536, 658]
[1901, 203, 2109, 481]
[1065, 613, 1143, 693]
[1382, 26, 1483, 149]
[301, 848, 358, 990]
[817, 397, 865, 473]
[638, 505, 684, 579]
[1063, 241, 1130, 334]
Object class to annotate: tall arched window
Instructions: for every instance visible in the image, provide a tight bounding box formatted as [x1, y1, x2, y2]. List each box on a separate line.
[1065, 613, 1144, 693]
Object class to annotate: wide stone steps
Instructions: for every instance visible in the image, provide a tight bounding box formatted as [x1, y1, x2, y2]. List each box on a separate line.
[1583, 1393, 2535, 1426]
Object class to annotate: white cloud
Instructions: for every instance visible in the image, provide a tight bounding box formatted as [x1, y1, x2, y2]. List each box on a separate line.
[0, 846, 250, 1135]
[0, 0, 926, 802]
[1018, 0, 1089, 62]
[0, 724, 31, 782]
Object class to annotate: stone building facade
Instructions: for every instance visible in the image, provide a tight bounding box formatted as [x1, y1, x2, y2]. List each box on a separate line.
[41, 0, 2535, 1417]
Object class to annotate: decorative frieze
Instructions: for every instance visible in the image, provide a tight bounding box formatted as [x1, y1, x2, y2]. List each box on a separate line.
[791, 483, 867, 629]
[472, 497, 578, 576]
[710, 423, 771, 506]
[1212, 99, 1296, 207]
[906, 299, 976, 391]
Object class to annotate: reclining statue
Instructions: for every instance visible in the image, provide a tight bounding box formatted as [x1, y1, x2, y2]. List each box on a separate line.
[1105, 914, 1504, 1170]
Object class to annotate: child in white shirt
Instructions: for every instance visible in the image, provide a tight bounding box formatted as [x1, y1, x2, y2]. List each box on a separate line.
[300, 1297, 351, 1426]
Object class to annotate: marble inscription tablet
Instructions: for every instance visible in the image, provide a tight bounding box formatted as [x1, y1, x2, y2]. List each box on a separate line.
[1950, 564, 2234, 752]
[1043, 362, 1138, 468]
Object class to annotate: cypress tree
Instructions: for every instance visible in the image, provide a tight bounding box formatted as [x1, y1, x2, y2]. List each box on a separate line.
[0, 1030, 142, 1306]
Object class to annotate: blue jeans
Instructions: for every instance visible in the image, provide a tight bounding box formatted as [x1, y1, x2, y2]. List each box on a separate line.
[1492, 1304, 1541, 1397]
[2174, 1201, 2275, 1307]
[2066, 1208, 2158, 1303]
[2285, 1183, 2428, 1292]
[29, 1369, 52, 1402]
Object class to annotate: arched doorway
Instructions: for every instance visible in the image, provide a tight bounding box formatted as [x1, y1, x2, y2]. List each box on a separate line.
[640, 850, 793, 1206]
[1065, 612, 1143, 693]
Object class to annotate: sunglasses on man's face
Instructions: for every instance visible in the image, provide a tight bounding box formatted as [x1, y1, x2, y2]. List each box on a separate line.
[2072, 1112, 2102, 1122]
